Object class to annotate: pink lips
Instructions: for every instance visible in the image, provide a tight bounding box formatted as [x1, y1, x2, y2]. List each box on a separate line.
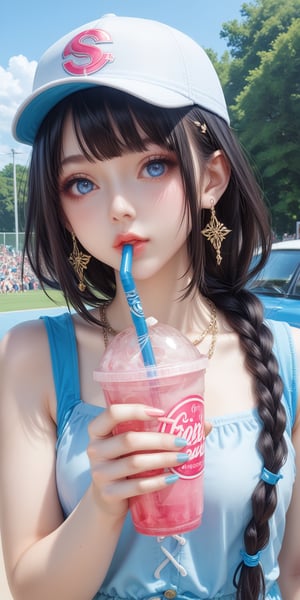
[113, 234, 148, 256]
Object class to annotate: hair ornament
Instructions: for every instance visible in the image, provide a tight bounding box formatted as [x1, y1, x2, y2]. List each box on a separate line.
[240, 550, 261, 568]
[193, 120, 207, 134]
[261, 467, 283, 485]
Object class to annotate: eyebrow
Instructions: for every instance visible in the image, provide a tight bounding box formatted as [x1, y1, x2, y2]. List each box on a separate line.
[61, 154, 87, 167]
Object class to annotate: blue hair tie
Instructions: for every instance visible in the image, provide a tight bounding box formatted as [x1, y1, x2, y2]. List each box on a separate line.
[261, 467, 283, 485]
[240, 550, 261, 567]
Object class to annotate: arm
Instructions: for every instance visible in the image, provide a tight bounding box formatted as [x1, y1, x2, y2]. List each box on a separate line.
[0, 321, 125, 600]
[278, 327, 300, 599]
[0, 320, 183, 600]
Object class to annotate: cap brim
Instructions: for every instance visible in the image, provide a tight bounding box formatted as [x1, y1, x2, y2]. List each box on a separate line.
[13, 78, 195, 145]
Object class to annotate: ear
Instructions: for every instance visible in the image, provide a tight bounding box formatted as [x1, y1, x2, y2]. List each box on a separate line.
[201, 150, 231, 209]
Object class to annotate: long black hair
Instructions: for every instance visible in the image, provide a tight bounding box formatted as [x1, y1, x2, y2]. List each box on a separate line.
[23, 87, 287, 599]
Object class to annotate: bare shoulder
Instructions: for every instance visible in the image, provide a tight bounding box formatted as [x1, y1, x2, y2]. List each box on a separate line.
[0, 318, 50, 377]
[0, 318, 56, 422]
[1, 315, 48, 349]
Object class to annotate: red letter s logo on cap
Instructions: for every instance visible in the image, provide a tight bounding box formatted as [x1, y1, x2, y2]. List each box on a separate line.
[62, 29, 114, 75]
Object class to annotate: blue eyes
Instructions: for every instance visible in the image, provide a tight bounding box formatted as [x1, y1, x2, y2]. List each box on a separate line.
[62, 178, 95, 198]
[145, 160, 166, 178]
[63, 156, 171, 198]
[75, 179, 94, 195]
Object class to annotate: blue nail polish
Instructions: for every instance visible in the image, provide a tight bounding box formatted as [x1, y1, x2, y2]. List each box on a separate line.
[175, 437, 187, 448]
[177, 453, 189, 463]
[165, 473, 180, 485]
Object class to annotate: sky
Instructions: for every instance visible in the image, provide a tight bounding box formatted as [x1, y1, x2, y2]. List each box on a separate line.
[0, 0, 245, 169]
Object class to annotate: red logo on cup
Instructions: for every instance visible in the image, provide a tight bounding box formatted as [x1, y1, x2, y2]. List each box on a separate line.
[62, 29, 114, 76]
[159, 396, 205, 479]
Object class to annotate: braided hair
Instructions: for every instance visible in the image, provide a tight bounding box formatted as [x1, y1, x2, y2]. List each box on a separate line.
[182, 108, 288, 599]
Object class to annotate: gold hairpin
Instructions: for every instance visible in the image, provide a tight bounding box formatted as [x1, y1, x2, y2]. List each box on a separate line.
[193, 121, 207, 134]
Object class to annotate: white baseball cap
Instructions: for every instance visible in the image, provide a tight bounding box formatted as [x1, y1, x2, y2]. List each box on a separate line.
[13, 14, 230, 145]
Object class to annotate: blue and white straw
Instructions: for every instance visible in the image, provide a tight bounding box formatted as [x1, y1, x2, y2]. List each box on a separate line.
[120, 244, 156, 370]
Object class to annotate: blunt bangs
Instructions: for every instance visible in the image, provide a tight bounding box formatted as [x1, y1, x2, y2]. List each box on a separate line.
[60, 87, 189, 164]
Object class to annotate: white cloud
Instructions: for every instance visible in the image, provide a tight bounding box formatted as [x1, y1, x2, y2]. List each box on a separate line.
[0, 55, 36, 168]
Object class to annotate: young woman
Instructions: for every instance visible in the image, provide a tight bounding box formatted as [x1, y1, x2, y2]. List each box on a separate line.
[0, 14, 299, 600]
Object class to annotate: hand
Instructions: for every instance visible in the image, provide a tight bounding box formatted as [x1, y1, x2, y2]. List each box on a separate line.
[87, 404, 209, 518]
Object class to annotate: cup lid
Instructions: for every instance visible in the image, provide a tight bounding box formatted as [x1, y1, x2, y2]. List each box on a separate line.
[94, 320, 208, 382]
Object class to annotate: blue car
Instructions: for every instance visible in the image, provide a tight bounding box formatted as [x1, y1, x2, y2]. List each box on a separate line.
[248, 240, 300, 328]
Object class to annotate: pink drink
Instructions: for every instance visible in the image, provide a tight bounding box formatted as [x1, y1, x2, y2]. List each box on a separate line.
[94, 319, 208, 536]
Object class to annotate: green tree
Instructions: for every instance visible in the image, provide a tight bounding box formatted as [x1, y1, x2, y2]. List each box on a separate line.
[0, 165, 14, 231]
[233, 20, 300, 234]
[217, 0, 300, 236]
[206, 49, 232, 89]
[0, 164, 28, 232]
[221, 0, 300, 106]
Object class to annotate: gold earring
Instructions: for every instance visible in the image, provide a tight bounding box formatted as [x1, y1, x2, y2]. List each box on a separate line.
[69, 232, 91, 291]
[201, 201, 231, 266]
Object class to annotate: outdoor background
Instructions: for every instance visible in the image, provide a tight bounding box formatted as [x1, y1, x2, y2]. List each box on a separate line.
[1, 0, 300, 597]
[1, 0, 299, 242]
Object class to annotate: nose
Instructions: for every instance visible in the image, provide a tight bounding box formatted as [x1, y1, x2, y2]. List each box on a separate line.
[109, 192, 136, 223]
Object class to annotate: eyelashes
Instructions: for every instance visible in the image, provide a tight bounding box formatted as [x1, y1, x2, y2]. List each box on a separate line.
[61, 177, 95, 197]
[59, 150, 178, 198]
[142, 155, 177, 178]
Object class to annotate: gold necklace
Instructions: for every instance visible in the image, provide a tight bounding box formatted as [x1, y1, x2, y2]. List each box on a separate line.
[190, 299, 218, 359]
[99, 299, 218, 358]
[99, 303, 119, 348]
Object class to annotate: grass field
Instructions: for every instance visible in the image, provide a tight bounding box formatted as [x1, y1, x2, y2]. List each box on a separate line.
[0, 290, 66, 312]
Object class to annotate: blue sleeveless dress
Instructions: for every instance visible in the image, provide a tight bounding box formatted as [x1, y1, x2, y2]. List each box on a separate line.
[42, 314, 298, 600]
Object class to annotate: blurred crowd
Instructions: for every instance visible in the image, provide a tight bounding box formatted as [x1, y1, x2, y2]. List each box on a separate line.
[0, 245, 40, 293]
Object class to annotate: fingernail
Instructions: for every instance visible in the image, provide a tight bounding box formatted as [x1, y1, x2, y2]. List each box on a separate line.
[177, 453, 189, 463]
[144, 407, 165, 417]
[157, 416, 175, 424]
[174, 437, 187, 448]
[165, 473, 180, 485]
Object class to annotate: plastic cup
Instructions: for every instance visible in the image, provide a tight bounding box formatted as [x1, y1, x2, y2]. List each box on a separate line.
[94, 319, 208, 536]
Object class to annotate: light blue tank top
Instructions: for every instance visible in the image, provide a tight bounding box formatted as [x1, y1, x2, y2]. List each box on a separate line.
[42, 314, 298, 600]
